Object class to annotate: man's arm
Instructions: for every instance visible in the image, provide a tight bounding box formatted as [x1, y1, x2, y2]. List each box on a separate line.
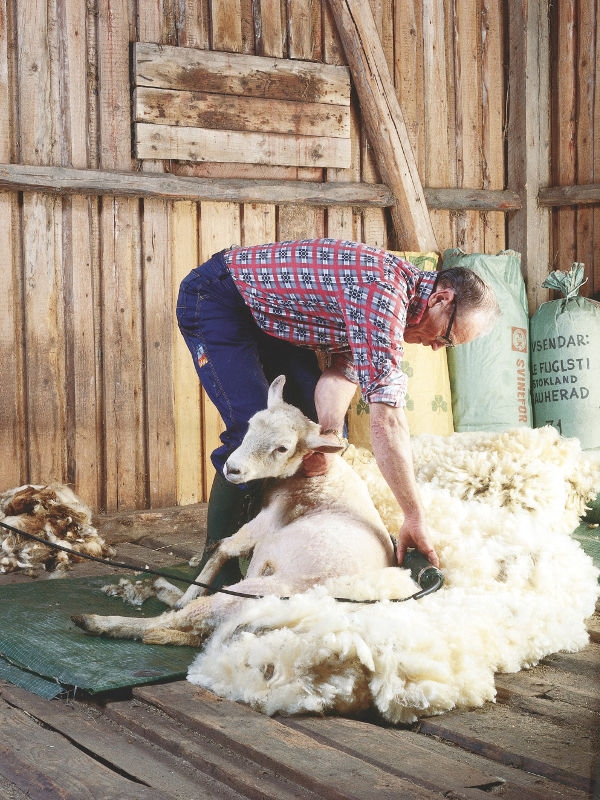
[369, 402, 440, 568]
[301, 365, 358, 477]
[314, 365, 358, 434]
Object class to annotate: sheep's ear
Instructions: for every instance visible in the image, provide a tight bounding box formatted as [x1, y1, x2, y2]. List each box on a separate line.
[267, 375, 286, 408]
[304, 431, 346, 453]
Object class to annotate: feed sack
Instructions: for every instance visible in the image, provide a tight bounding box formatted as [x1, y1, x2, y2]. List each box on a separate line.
[441, 249, 532, 432]
[530, 264, 600, 449]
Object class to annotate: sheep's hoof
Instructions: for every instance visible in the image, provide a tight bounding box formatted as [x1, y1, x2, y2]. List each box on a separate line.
[71, 614, 95, 632]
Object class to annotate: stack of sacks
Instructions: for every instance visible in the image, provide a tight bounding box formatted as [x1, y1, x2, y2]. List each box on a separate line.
[0, 484, 114, 574]
[188, 426, 599, 723]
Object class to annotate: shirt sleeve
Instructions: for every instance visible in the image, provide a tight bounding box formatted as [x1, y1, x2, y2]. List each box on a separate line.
[342, 278, 410, 407]
[329, 351, 359, 383]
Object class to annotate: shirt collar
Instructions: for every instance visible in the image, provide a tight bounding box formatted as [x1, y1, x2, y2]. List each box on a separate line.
[406, 270, 437, 324]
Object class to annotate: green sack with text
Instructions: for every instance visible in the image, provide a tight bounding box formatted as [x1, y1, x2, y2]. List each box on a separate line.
[530, 264, 600, 450]
[442, 249, 532, 432]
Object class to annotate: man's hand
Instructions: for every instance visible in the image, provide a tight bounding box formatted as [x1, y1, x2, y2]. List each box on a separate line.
[369, 403, 439, 569]
[395, 517, 440, 568]
[301, 451, 330, 476]
[301, 429, 344, 476]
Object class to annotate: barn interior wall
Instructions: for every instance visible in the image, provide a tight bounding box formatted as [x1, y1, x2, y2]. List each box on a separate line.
[0, 0, 596, 512]
[550, 0, 600, 299]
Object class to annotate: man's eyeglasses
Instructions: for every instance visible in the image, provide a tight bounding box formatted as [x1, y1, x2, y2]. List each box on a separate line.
[435, 298, 457, 348]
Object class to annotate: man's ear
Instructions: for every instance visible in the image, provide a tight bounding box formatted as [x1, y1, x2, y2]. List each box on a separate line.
[428, 287, 454, 307]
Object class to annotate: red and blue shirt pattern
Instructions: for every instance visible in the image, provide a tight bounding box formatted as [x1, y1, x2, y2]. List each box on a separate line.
[224, 239, 437, 406]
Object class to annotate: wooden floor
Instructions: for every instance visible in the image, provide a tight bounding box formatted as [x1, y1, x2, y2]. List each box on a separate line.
[0, 503, 598, 800]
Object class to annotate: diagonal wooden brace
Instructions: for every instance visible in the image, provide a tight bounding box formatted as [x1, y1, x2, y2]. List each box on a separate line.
[327, 0, 438, 251]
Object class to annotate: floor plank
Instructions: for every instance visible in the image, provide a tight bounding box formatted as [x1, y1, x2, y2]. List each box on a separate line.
[105, 697, 323, 800]
[133, 681, 442, 800]
[283, 715, 584, 800]
[495, 648, 600, 714]
[419, 697, 597, 795]
[0, 684, 243, 800]
[0, 697, 169, 800]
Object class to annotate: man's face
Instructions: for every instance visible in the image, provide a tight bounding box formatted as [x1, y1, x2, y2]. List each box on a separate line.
[404, 289, 487, 350]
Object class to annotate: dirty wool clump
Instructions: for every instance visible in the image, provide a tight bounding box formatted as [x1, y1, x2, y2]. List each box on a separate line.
[188, 426, 600, 723]
[0, 484, 114, 574]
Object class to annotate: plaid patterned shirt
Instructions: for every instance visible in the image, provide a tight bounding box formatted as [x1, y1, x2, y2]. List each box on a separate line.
[224, 239, 437, 405]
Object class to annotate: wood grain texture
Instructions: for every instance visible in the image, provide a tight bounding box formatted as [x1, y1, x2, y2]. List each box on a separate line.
[326, 0, 437, 250]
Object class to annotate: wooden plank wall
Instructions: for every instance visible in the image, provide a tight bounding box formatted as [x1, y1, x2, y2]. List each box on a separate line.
[550, 0, 600, 299]
[0, 0, 508, 513]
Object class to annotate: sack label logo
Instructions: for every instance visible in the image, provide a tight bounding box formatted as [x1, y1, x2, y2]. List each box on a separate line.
[511, 327, 528, 353]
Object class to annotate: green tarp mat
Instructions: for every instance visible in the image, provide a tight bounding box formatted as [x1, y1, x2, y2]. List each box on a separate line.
[2, 531, 599, 702]
[0, 570, 200, 698]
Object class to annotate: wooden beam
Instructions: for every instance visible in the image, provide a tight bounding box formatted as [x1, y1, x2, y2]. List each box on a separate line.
[424, 188, 521, 212]
[506, 0, 551, 313]
[0, 163, 523, 212]
[325, 0, 438, 251]
[538, 183, 600, 207]
[0, 163, 392, 207]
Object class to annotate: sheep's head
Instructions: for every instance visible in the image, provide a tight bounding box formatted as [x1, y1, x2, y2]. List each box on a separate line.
[223, 375, 345, 483]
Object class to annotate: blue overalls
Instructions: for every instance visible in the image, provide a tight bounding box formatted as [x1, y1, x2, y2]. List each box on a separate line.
[176, 251, 321, 475]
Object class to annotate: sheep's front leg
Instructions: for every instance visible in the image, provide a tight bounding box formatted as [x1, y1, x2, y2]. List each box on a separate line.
[71, 610, 178, 641]
[71, 598, 215, 646]
[175, 521, 258, 608]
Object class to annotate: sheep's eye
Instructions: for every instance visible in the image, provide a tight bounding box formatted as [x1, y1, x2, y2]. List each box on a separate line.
[275, 445, 288, 454]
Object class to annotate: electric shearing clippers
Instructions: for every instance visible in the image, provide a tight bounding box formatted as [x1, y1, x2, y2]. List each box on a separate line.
[401, 548, 444, 598]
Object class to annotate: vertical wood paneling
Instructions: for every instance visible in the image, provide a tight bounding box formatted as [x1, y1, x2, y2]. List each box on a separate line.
[254, 0, 284, 55]
[575, 1, 596, 273]
[550, 0, 599, 297]
[551, 0, 577, 271]
[197, 2, 244, 499]
[243, 203, 277, 244]
[59, 0, 102, 510]
[18, 0, 68, 484]
[198, 202, 240, 497]
[211, 0, 243, 51]
[97, 0, 145, 510]
[139, 0, 177, 508]
[176, 0, 211, 47]
[0, 0, 522, 510]
[0, 0, 25, 489]
[288, 0, 318, 60]
[172, 201, 204, 505]
[279, 0, 325, 241]
[423, 0, 453, 250]
[394, 0, 423, 164]
[480, 0, 505, 254]
[453, 0, 484, 252]
[594, 0, 600, 295]
[506, 0, 551, 312]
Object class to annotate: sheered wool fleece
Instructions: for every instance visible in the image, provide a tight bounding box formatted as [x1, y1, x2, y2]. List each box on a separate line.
[0, 484, 114, 574]
[188, 426, 600, 723]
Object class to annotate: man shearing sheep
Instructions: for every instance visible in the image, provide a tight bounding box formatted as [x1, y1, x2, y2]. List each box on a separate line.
[177, 238, 500, 585]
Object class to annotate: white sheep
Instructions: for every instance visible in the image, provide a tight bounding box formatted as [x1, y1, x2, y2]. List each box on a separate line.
[72, 375, 404, 645]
